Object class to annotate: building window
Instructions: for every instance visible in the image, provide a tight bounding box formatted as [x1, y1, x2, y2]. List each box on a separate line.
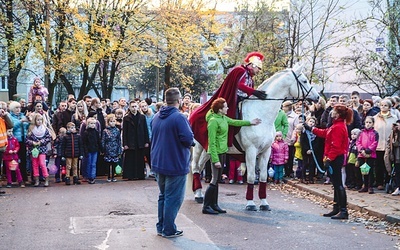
[1, 76, 7, 90]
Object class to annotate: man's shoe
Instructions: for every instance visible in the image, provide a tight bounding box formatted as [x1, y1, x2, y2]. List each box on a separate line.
[368, 188, 374, 194]
[202, 206, 218, 214]
[163, 230, 183, 238]
[6, 183, 12, 188]
[112, 178, 117, 182]
[331, 210, 348, 220]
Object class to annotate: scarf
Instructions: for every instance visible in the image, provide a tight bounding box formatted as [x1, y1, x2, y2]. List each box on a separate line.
[32, 125, 46, 138]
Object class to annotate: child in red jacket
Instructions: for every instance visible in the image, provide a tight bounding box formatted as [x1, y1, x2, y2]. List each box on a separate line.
[3, 128, 24, 188]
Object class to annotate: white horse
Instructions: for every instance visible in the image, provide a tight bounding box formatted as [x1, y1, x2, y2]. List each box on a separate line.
[191, 64, 320, 211]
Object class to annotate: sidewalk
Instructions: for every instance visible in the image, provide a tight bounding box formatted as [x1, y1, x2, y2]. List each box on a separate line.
[286, 179, 400, 223]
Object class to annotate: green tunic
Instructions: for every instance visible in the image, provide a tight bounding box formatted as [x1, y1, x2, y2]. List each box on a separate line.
[206, 110, 251, 163]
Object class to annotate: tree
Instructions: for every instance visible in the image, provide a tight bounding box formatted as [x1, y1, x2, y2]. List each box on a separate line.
[149, 0, 207, 91]
[287, 0, 352, 97]
[0, 0, 35, 100]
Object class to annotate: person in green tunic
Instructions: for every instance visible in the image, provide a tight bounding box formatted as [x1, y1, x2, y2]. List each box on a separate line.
[203, 97, 261, 214]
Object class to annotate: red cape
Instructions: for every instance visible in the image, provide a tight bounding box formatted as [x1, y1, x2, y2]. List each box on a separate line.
[189, 65, 247, 150]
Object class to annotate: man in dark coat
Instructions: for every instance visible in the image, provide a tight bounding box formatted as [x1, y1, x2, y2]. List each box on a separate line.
[122, 101, 149, 180]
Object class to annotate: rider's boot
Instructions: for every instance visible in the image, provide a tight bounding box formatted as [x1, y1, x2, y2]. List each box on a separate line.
[211, 184, 226, 213]
[202, 184, 218, 214]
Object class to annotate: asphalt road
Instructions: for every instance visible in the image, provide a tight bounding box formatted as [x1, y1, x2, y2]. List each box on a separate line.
[0, 178, 398, 250]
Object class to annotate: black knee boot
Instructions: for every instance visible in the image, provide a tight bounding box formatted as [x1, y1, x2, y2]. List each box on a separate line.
[202, 184, 218, 214]
[323, 189, 339, 217]
[332, 187, 348, 220]
[211, 184, 226, 213]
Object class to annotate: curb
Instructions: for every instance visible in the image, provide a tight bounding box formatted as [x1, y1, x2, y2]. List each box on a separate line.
[286, 180, 400, 224]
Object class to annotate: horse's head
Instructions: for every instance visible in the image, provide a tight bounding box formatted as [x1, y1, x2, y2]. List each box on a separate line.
[288, 63, 320, 103]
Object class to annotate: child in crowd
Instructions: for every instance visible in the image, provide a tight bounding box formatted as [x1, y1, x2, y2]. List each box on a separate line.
[53, 127, 67, 183]
[270, 131, 289, 184]
[346, 128, 361, 190]
[82, 117, 101, 184]
[228, 158, 244, 184]
[356, 116, 379, 194]
[28, 77, 49, 105]
[114, 108, 124, 130]
[26, 113, 52, 187]
[300, 116, 318, 184]
[101, 114, 122, 182]
[292, 123, 304, 181]
[3, 128, 24, 188]
[61, 122, 83, 185]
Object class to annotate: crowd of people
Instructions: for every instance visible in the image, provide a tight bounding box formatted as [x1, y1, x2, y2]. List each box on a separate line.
[272, 91, 400, 199]
[3, 53, 400, 235]
[0, 77, 176, 190]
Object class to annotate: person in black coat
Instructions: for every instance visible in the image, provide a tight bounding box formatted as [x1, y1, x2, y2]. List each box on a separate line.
[122, 101, 150, 180]
[301, 116, 319, 184]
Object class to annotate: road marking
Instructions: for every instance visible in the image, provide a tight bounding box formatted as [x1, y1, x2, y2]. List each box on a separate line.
[95, 229, 112, 250]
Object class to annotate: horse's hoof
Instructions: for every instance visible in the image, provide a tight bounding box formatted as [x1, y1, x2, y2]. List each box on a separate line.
[259, 205, 271, 211]
[195, 197, 204, 203]
[245, 205, 257, 211]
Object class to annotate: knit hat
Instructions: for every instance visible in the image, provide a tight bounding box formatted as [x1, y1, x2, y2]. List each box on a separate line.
[275, 131, 283, 137]
[372, 95, 381, 104]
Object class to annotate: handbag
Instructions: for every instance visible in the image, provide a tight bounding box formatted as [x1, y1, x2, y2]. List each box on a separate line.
[268, 167, 275, 178]
[31, 147, 40, 158]
[115, 165, 122, 175]
[360, 162, 371, 175]
[9, 160, 18, 171]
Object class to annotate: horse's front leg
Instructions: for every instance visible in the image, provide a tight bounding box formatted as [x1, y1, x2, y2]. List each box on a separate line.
[245, 147, 258, 211]
[258, 147, 271, 211]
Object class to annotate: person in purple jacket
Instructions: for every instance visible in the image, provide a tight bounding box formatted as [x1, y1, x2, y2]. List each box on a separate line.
[356, 116, 379, 194]
[151, 88, 194, 238]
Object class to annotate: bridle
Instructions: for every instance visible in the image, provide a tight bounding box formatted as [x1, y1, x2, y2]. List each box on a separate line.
[246, 70, 314, 103]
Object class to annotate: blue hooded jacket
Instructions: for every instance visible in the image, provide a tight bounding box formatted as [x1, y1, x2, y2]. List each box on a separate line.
[151, 106, 194, 176]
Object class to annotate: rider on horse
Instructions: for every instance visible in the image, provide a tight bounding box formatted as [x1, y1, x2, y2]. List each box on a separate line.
[189, 51, 267, 151]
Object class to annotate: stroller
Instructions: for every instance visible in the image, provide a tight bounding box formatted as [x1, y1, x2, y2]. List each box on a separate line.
[385, 165, 397, 194]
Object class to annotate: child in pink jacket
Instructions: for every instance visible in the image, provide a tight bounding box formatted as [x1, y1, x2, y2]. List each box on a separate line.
[3, 128, 24, 188]
[356, 116, 379, 194]
[270, 131, 289, 184]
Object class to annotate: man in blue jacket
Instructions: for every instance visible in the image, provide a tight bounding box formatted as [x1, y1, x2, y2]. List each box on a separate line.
[151, 87, 194, 238]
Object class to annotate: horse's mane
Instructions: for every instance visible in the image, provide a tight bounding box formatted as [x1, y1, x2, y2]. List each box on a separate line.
[257, 69, 291, 92]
